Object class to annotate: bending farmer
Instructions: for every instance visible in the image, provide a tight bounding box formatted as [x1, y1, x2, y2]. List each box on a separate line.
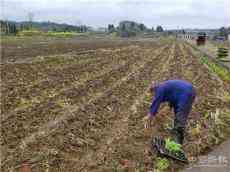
[144, 80, 196, 144]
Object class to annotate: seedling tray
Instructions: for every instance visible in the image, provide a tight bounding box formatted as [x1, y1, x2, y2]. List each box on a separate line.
[152, 136, 188, 163]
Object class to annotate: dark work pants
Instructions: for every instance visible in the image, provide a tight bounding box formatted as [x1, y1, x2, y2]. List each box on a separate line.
[173, 91, 196, 144]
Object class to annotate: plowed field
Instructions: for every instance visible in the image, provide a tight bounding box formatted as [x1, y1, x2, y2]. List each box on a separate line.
[1, 38, 229, 171]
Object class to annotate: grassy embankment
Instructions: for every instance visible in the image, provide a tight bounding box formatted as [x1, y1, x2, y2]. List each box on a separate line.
[201, 56, 230, 81]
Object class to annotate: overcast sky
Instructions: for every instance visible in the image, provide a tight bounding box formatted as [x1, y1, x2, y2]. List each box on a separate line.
[1, 0, 230, 29]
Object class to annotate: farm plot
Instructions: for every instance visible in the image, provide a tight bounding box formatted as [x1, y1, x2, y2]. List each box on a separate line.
[1, 39, 168, 171]
[1, 39, 229, 172]
[1, 36, 160, 63]
[113, 42, 230, 171]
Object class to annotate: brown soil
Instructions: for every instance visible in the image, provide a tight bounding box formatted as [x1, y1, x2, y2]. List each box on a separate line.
[1, 38, 229, 172]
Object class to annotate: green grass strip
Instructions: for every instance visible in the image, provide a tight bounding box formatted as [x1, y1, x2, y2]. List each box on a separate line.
[201, 56, 230, 81]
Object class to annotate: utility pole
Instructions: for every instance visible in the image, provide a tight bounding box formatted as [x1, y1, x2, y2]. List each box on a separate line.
[28, 12, 34, 29]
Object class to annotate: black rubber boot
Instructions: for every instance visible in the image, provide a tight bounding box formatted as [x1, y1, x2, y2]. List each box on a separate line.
[173, 127, 185, 144]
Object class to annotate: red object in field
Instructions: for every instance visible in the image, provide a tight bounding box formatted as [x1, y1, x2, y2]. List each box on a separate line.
[196, 32, 206, 46]
[202, 121, 209, 129]
[19, 162, 31, 172]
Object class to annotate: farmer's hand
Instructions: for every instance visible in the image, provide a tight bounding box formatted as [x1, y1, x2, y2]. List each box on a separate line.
[143, 113, 154, 129]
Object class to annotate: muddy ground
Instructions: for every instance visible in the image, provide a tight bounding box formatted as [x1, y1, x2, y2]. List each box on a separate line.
[1, 37, 230, 171]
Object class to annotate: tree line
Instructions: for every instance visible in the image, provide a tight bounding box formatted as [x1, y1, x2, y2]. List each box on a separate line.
[108, 21, 164, 33]
[0, 20, 89, 35]
[107, 21, 165, 37]
[0, 21, 18, 35]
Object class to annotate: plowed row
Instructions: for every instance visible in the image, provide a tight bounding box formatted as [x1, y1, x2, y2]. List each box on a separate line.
[1, 40, 167, 171]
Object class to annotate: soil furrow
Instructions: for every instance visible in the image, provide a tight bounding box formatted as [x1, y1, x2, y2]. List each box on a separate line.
[17, 46, 168, 149]
[86, 42, 176, 171]
[2, 46, 164, 150]
[1, 45, 169, 171]
[3, 39, 229, 172]
[2, 46, 147, 113]
[1, 45, 149, 121]
[74, 43, 175, 171]
[108, 42, 187, 171]
[23, 45, 171, 172]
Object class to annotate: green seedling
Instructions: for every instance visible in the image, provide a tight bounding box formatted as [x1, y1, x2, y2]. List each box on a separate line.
[165, 138, 182, 153]
[204, 112, 210, 119]
[143, 80, 149, 86]
[155, 157, 170, 171]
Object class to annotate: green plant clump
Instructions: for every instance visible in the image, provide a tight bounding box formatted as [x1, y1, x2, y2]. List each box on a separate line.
[155, 158, 170, 171]
[165, 138, 182, 153]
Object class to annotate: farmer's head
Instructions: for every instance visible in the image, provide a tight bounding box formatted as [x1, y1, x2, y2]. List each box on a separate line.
[148, 81, 159, 95]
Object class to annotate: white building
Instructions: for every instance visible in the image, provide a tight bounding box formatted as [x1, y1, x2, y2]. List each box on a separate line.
[177, 33, 196, 40]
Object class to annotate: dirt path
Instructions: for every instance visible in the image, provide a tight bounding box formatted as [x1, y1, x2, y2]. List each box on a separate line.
[184, 139, 230, 172]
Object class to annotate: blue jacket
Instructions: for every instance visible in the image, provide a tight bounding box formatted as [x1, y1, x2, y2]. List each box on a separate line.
[150, 80, 196, 117]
